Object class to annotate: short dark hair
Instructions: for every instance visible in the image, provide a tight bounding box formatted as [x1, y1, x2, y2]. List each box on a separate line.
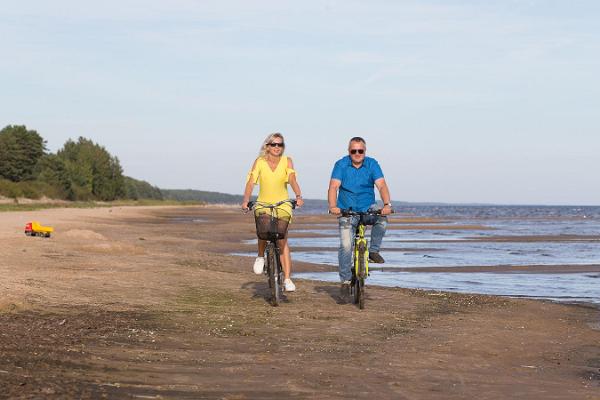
[348, 136, 366, 148]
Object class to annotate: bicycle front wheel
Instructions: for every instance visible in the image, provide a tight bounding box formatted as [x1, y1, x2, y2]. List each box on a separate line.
[266, 244, 281, 306]
[357, 277, 365, 309]
[355, 242, 367, 309]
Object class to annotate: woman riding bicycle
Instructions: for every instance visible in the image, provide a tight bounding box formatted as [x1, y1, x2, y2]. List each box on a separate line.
[242, 133, 304, 292]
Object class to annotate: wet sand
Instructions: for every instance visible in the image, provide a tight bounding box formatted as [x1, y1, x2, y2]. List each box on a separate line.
[1, 205, 599, 399]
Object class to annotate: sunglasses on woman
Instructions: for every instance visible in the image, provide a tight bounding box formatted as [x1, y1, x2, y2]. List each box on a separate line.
[350, 149, 364, 154]
[268, 142, 285, 148]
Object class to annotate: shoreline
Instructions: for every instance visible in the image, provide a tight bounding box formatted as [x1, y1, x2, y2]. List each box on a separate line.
[1, 205, 599, 398]
[296, 276, 600, 313]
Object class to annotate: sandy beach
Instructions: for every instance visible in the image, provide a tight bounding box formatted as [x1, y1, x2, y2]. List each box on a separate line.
[1, 205, 599, 399]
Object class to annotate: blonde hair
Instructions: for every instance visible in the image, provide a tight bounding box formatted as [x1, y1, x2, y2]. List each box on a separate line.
[259, 132, 285, 158]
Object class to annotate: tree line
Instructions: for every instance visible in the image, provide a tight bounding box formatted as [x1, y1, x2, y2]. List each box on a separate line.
[161, 189, 246, 203]
[0, 125, 162, 201]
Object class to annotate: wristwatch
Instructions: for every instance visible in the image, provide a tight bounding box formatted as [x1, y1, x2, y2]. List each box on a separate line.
[384, 203, 392, 207]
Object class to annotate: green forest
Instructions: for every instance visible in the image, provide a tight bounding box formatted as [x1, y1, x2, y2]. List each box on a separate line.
[0, 125, 162, 201]
[161, 189, 245, 203]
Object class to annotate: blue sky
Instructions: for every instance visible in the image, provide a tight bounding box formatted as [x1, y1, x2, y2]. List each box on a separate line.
[1, 1, 599, 204]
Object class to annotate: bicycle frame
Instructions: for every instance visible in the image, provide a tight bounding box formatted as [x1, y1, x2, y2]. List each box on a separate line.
[339, 208, 389, 309]
[354, 223, 369, 279]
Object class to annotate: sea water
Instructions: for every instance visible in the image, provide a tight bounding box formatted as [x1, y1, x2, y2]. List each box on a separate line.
[238, 204, 600, 305]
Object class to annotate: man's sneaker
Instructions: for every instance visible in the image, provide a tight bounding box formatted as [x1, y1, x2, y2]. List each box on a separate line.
[284, 278, 296, 292]
[340, 280, 351, 296]
[253, 257, 265, 274]
[369, 252, 385, 263]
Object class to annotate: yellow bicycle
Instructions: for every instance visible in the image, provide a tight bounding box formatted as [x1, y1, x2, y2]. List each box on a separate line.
[340, 209, 387, 309]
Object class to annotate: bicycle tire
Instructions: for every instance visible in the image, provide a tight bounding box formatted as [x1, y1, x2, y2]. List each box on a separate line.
[274, 247, 284, 306]
[277, 254, 284, 300]
[266, 244, 280, 306]
[352, 264, 359, 305]
[356, 242, 367, 308]
[265, 247, 272, 288]
[350, 253, 358, 304]
[358, 277, 365, 309]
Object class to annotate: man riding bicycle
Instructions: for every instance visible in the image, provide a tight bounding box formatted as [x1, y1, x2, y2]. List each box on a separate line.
[328, 136, 393, 293]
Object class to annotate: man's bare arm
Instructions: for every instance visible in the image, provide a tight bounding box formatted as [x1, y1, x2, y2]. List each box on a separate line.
[328, 179, 341, 214]
[375, 178, 392, 215]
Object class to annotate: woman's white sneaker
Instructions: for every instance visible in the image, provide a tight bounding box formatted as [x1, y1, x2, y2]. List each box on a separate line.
[284, 278, 296, 292]
[253, 257, 265, 274]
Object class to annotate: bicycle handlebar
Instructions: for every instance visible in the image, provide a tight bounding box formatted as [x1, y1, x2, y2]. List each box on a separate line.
[329, 208, 394, 217]
[340, 209, 383, 217]
[246, 199, 297, 212]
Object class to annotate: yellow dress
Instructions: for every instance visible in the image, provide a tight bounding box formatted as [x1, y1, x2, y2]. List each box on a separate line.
[247, 155, 296, 215]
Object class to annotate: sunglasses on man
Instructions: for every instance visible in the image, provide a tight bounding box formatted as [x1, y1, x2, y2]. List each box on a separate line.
[350, 149, 364, 154]
[268, 142, 285, 148]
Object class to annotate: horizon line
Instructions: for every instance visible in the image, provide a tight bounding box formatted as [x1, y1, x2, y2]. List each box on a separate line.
[160, 188, 600, 208]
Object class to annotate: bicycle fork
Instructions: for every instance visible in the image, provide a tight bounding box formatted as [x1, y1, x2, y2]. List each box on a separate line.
[354, 224, 370, 278]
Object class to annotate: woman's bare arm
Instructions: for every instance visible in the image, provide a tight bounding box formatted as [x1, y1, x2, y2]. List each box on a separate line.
[287, 157, 304, 207]
[242, 159, 258, 209]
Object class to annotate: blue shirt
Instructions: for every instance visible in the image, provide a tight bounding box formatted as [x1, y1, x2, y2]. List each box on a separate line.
[331, 156, 384, 212]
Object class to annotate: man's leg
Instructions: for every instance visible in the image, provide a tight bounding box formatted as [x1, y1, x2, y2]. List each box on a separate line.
[369, 215, 387, 253]
[338, 216, 356, 282]
[368, 205, 387, 264]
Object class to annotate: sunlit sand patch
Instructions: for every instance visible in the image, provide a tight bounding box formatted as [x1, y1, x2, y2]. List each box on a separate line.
[62, 229, 107, 241]
[0, 300, 34, 313]
[79, 242, 146, 254]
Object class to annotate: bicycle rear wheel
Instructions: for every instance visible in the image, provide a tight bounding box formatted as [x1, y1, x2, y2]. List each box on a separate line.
[266, 244, 281, 306]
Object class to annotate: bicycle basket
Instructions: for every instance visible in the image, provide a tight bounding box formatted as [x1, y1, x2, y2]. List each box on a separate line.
[253, 205, 292, 241]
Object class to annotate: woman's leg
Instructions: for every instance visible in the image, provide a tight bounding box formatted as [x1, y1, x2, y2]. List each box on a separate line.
[278, 238, 292, 280]
[258, 239, 266, 256]
[253, 239, 268, 274]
